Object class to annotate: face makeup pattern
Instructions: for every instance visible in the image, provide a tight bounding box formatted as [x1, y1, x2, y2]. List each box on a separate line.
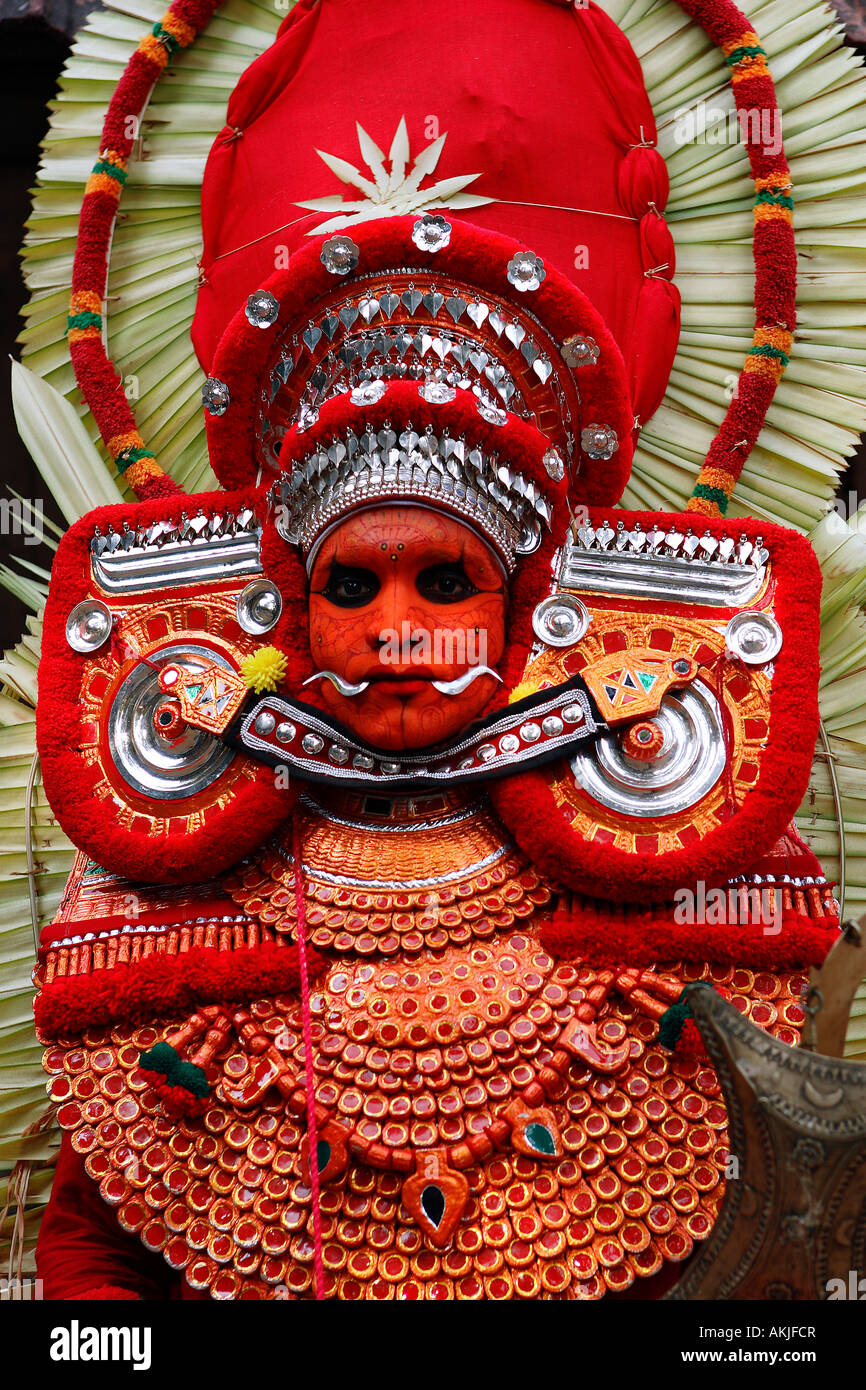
[308, 505, 507, 750]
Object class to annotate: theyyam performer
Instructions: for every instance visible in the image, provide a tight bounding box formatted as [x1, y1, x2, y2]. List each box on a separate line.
[4, 0, 866, 1301]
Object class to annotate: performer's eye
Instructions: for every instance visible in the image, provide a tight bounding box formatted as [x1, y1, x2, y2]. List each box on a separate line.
[319, 564, 380, 607]
[416, 564, 480, 603]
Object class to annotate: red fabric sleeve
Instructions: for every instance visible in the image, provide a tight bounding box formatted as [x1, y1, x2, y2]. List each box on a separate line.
[36, 1133, 175, 1301]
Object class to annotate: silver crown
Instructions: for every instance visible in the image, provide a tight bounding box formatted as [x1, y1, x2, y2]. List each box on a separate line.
[273, 424, 554, 573]
[258, 277, 571, 472]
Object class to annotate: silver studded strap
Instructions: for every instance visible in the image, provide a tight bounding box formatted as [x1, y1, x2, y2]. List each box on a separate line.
[230, 677, 604, 790]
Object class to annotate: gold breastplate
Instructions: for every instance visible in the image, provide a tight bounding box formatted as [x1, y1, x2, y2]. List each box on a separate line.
[225, 787, 553, 956]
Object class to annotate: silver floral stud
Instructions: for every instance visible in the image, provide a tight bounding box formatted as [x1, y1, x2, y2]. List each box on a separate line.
[562, 334, 600, 367]
[351, 380, 387, 406]
[412, 214, 452, 253]
[418, 381, 456, 403]
[543, 448, 565, 481]
[245, 290, 280, 328]
[202, 377, 230, 416]
[476, 396, 507, 426]
[506, 251, 546, 293]
[321, 235, 360, 275]
[581, 424, 619, 459]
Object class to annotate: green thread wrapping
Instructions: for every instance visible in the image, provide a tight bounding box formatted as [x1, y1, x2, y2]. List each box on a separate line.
[657, 1000, 691, 1051]
[152, 21, 181, 57]
[726, 44, 766, 65]
[67, 311, 102, 333]
[691, 482, 730, 512]
[748, 344, 790, 366]
[115, 445, 156, 472]
[92, 158, 128, 185]
[755, 189, 794, 212]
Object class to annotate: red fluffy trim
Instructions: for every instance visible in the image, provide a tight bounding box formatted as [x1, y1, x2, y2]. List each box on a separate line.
[702, 372, 778, 475]
[67, 339, 142, 458]
[99, 61, 160, 164]
[135, 474, 187, 501]
[38, 486, 296, 885]
[70, 195, 118, 298]
[491, 508, 822, 901]
[35, 941, 325, 1038]
[204, 215, 634, 505]
[541, 903, 838, 970]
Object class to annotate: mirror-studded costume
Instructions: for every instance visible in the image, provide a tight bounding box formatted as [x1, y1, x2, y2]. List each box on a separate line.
[32, 0, 841, 1300]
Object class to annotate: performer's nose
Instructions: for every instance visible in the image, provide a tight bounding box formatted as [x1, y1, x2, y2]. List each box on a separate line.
[365, 576, 406, 651]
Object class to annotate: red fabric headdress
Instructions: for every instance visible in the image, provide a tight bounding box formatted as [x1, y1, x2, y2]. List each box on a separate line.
[194, 0, 679, 432]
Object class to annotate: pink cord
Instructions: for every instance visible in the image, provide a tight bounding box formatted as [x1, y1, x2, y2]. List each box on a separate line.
[711, 648, 738, 819]
[292, 815, 326, 1300]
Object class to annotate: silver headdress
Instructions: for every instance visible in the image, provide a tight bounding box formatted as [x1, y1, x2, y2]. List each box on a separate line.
[271, 386, 561, 574]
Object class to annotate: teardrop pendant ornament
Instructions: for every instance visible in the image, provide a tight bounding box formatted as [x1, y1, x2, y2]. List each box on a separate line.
[300, 1118, 351, 1185]
[402, 1150, 470, 1249]
[503, 1101, 563, 1159]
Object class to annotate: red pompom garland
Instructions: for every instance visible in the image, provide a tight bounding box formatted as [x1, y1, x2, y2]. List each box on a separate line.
[68, 0, 223, 501]
[676, 0, 796, 516]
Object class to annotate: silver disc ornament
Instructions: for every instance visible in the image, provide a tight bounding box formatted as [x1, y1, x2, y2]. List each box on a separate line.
[106, 643, 236, 801]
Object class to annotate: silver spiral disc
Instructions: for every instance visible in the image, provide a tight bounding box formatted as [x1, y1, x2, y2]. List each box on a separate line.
[570, 679, 726, 818]
[107, 644, 235, 801]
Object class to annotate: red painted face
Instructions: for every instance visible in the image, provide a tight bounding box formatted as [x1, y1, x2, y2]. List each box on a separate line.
[307, 505, 507, 749]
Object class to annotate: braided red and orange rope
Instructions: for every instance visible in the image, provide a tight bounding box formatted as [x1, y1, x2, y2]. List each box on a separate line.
[68, 0, 796, 513]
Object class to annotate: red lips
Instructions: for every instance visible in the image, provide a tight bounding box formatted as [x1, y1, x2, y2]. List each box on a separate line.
[364, 670, 438, 698]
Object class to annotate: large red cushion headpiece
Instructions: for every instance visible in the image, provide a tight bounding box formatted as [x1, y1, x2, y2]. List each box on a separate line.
[194, 0, 679, 432]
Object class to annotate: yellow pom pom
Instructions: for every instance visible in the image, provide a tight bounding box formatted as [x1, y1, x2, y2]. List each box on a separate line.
[241, 645, 288, 693]
[508, 679, 540, 704]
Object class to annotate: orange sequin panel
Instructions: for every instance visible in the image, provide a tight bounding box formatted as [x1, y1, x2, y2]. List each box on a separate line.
[225, 796, 551, 955]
